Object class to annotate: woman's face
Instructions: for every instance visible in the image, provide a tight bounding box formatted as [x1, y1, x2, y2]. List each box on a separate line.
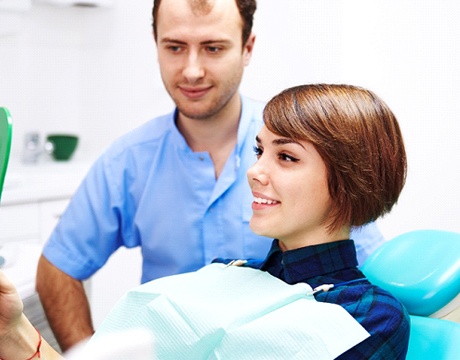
[247, 125, 333, 250]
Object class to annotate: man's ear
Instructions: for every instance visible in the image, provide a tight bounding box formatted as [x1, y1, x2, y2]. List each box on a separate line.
[243, 32, 256, 66]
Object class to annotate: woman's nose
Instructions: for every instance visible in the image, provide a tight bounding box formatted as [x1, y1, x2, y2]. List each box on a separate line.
[247, 159, 269, 186]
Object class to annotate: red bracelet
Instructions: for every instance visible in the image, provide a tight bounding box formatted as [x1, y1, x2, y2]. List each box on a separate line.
[25, 328, 42, 360]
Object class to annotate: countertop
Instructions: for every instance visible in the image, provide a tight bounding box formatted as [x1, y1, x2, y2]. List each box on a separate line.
[1, 157, 93, 205]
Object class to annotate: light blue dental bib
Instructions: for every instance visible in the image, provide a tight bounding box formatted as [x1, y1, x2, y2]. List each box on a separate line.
[86, 264, 369, 359]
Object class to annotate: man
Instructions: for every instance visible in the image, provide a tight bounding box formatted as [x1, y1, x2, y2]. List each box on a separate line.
[36, 0, 384, 352]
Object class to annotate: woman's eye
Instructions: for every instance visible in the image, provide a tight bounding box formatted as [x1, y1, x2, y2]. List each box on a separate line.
[253, 145, 263, 157]
[279, 153, 299, 162]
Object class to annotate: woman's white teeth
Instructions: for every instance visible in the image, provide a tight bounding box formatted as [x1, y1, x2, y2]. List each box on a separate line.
[254, 197, 278, 205]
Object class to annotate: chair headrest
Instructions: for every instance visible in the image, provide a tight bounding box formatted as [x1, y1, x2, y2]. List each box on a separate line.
[361, 229, 460, 316]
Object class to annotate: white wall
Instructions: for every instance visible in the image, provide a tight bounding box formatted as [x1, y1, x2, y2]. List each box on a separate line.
[247, 1, 460, 239]
[337, 0, 460, 239]
[1, 1, 162, 159]
[1, 0, 459, 274]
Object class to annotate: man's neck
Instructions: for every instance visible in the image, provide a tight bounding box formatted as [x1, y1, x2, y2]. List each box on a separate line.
[176, 97, 241, 178]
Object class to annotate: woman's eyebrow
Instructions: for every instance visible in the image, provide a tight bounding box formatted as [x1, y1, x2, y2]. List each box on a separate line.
[273, 138, 305, 149]
[273, 138, 297, 145]
[255, 134, 305, 149]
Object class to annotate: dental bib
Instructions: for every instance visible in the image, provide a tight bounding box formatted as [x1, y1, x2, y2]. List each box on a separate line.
[86, 263, 369, 359]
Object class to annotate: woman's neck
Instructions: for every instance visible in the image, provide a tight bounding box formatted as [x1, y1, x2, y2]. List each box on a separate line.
[278, 226, 351, 252]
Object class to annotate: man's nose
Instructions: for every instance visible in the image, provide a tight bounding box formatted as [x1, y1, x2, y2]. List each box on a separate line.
[182, 52, 205, 82]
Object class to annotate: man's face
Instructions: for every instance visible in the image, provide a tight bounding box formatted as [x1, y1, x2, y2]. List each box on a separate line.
[155, 0, 254, 121]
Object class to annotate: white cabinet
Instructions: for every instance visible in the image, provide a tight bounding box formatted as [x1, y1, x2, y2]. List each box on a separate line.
[0, 160, 92, 354]
[0, 160, 141, 341]
[0, 160, 92, 244]
[0, 203, 39, 243]
[0, 199, 70, 354]
[0, 198, 70, 245]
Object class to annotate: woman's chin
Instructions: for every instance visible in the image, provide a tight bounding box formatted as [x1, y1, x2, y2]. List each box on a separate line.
[249, 219, 275, 239]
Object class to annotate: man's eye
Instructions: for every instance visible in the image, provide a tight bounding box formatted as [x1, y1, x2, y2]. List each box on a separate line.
[168, 46, 182, 52]
[207, 46, 221, 53]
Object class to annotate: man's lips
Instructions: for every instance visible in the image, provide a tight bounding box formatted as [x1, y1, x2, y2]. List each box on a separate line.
[179, 86, 211, 99]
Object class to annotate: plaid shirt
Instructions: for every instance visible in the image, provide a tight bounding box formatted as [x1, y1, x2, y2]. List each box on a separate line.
[215, 239, 410, 359]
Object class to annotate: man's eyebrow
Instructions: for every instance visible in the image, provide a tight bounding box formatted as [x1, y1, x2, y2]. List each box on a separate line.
[200, 39, 231, 45]
[160, 38, 186, 45]
[160, 37, 231, 46]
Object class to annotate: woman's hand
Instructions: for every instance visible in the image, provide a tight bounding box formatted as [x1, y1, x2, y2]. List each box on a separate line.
[0, 270, 23, 337]
[0, 271, 63, 359]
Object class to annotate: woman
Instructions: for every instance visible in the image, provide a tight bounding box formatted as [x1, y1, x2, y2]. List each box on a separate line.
[242, 84, 409, 358]
[0, 84, 409, 359]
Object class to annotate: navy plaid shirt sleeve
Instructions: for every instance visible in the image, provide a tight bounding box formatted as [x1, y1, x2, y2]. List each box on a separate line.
[316, 283, 410, 359]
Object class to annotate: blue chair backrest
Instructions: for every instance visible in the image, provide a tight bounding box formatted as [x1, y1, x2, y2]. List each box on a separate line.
[406, 316, 460, 360]
[361, 229, 460, 359]
[361, 229, 460, 317]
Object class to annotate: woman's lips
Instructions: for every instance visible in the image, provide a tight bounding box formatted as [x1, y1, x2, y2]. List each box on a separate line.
[253, 196, 279, 205]
[252, 193, 280, 210]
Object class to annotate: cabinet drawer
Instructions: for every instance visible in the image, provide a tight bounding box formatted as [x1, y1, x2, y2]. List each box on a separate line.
[0, 203, 40, 242]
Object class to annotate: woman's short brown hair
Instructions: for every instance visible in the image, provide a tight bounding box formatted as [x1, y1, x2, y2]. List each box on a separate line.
[263, 84, 407, 232]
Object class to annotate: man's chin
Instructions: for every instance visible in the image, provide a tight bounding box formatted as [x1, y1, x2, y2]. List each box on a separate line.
[177, 105, 220, 121]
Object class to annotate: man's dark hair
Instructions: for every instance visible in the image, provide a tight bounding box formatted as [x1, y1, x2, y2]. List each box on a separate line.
[152, 0, 257, 47]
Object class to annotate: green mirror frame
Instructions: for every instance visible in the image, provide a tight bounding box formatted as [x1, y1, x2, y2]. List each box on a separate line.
[0, 107, 13, 201]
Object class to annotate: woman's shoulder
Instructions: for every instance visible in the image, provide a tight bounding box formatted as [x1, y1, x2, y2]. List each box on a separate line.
[318, 281, 409, 329]
[316, 281, 410, 359]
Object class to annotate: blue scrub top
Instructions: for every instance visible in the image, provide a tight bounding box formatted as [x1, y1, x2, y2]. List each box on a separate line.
[43, 95, 384, 283]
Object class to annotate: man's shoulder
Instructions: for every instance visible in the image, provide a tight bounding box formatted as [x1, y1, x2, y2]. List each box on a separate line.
[241, 95, 265, 118]
[119, 112, 175, 145]
[104, 111, 176, 158]
[240, 95, 266, 135]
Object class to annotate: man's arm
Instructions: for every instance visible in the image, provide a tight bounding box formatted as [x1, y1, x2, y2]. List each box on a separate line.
[36, 255, 95, 353]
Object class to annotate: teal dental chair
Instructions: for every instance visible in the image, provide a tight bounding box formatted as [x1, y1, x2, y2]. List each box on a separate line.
[0, 107, 13, 201]
[361, 229, 460, 359]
